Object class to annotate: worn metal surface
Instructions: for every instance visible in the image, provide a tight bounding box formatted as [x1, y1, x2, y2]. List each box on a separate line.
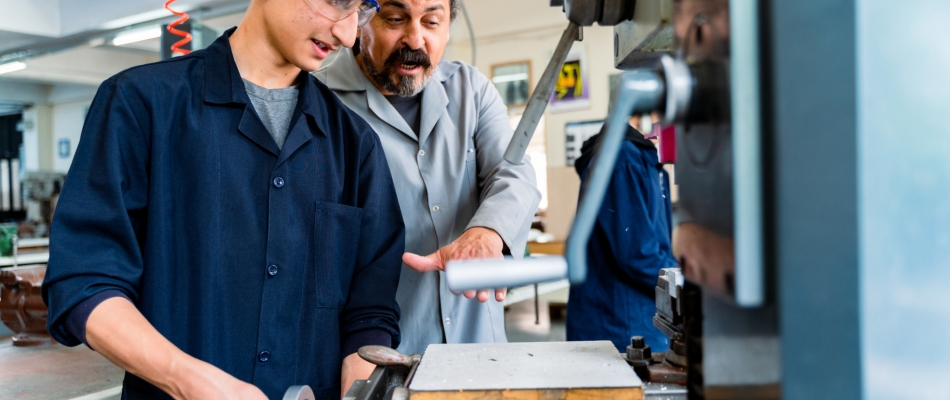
[702, 294, 779, 388]
[645, 361, 687, 385]
[614, 0, 674, 69]
[0, 265, 52, 346]
[0, 341, 124, 399]
[409, 341, 642, 392]
[643, 382, 687, 400]
[344, 365, 409, 400]
[768, 0, 861, 397]
[358, 345, 416, 368]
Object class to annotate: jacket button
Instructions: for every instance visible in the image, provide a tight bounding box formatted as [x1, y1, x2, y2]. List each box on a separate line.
[418, 149, 425, 156]
[432, 205, 440, 212]
[444, 317, 451, 325]
[273, 177, 285, 188]
[267, 264, 278, 276]
[258, 351, 270, 362]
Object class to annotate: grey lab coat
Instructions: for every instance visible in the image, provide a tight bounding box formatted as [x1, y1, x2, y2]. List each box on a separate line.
[316, 48, 541, 354]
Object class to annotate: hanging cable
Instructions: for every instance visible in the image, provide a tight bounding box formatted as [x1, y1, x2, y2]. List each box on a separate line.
[457, 0, 476, 65]
[164, 0, 192, 55]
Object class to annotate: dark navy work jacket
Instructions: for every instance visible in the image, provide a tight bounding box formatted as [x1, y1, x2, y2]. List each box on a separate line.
[566, 127, 677, 353]
[42, 29, 404, 399]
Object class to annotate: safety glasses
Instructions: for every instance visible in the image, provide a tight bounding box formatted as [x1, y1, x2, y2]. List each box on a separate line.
[305, 0, 380, 27]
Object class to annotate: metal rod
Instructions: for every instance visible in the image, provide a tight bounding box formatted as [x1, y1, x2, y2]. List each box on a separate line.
[503, 21, 581, 164]
[445, 256, 567, 292]
[565, 70, 665, 284]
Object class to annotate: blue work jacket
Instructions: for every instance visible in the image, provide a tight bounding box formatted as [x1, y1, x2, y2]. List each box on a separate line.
[41, 29, 405, 400]
[566, 128, 678, 353]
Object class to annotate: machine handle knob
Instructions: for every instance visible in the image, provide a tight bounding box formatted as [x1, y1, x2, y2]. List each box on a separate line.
[357, 345, 416, 368]
[282, 385, 314, 400]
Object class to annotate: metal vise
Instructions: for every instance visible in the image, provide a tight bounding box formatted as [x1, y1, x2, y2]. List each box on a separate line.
[0, 265, 53, 346]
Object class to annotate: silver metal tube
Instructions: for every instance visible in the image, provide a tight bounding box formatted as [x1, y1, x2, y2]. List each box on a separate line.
[565, 70, 665, 283]
[503, 22, 582, 164]
[445, 256, 567, 292]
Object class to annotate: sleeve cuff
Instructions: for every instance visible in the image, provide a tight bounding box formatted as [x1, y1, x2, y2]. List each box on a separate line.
[342, 329, 393, 358]
[65, 289, 131, 348]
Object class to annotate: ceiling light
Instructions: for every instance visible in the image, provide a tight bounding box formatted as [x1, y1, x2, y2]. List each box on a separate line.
[112, 27, 162, 46]
[0, 62, 26, 75]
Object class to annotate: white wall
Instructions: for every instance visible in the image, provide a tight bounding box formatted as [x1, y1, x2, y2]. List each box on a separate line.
[21, 104, 53, 171]
[51, 100, 90, 173]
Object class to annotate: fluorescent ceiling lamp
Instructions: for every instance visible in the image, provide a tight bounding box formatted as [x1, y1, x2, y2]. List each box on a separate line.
[112, 27, 162, 46]
[0, 62, 26, 75]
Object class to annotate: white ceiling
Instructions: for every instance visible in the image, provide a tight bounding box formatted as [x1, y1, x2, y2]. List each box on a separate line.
[0, 0, 566, 104]
[0, 0, 248, 104]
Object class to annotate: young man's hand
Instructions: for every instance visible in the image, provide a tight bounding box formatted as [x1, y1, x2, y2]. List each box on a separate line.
[176, 362, 267, 400]
[402, 227, 508, 302]
[341, 352, 376, 397]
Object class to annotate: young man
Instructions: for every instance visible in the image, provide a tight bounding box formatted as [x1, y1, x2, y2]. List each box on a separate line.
[566, 122, 678, 353]
[41, 0, 402, 398]
[316, 0, 541, 355]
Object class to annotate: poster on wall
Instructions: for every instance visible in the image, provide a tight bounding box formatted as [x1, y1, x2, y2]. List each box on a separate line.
[549, 43, 590, 113]
[565, 120, 604, 166]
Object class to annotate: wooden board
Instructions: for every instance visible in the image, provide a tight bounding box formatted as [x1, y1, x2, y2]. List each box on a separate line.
[409, 341, 643, 400]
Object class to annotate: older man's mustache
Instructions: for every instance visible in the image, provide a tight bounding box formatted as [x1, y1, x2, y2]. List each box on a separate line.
[385, 46, 432, 69]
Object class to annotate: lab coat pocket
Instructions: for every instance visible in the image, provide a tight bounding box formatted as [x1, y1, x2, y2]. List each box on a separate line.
[313, 201, 363, 308]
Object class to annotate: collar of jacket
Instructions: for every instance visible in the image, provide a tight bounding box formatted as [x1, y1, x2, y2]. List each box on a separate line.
[574, 124, 657, 175]
[202, 27, 330, 138]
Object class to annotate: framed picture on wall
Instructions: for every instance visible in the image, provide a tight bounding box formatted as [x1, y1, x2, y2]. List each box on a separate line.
[550, 43, 590, 113]
[491, 61, 531, 108]
[565, 119, 604, 166]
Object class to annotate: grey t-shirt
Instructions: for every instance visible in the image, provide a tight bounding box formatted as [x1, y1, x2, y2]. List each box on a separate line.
[385, 92, 423, 135]
[243, 79, 299, 150]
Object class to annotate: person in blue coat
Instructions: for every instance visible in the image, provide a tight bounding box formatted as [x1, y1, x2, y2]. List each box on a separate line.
[566, 123, 678, 353]
[41, 1, 401, 399]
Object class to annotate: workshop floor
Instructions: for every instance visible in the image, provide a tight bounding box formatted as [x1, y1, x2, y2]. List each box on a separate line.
[504, 298, 567, 343]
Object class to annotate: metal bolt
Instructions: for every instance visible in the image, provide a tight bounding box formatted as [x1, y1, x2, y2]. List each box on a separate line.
[630, 336, 645, 348]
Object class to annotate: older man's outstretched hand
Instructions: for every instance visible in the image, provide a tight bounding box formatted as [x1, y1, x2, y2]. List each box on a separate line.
[402, 227, 507, 302]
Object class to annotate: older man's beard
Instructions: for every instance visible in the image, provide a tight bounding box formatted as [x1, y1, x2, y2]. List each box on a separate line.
[361, 42, 433, 97]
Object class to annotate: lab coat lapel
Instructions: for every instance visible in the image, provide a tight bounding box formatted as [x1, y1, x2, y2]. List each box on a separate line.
[418, 79, 448, 146]
[366, 88, 417, 141]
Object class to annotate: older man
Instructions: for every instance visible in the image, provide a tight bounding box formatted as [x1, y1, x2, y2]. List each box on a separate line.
[316, 0, 540, 354]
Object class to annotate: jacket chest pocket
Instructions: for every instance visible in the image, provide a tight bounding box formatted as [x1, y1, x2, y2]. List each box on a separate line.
[313, 201, 362, 308]
[463, 147, 477, 190]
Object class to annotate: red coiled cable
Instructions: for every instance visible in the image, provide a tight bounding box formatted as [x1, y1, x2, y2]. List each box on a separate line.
[164, 0, 192, 55]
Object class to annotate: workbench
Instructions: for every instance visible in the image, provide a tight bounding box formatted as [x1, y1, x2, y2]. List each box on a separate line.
[0, 338, 124, 399]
